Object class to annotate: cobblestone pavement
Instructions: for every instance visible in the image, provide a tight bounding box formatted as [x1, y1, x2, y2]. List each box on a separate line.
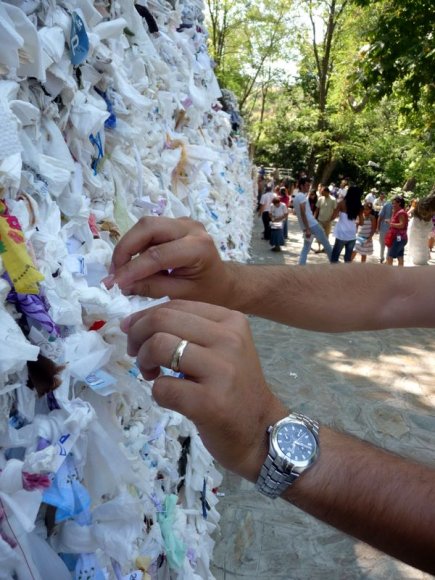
[211, 214, 435, 579]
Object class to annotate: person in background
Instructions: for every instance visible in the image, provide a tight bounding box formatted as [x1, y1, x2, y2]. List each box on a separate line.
[256, 170, 266, 211]
[330, 186, 363, 263]
[105, 215, 435, 575]
[308, 189, 318, 215]
[429, 215, 435, 252]
[314, 185, 337, 253]
[377, 197, 393, 263]
[408, 194, 435, 265]
[271, 167, 280, 184]
[293, 177, 332, 265]
[407, 199, 418, 219]
[288, 180, 297, 213]
[373, 192, 386, 219]
[269, 195, 288, 252]
[352, 201, 376, 263]
[278, 186, 290, 239]
[329, 182, 338, 198]
[258, 184, 274, 241]
[316, 182, 323, 198]
[336, 178, 349, 201]
[364, 188, 377, 206]
[386, 195, 409, 267]
[274, 179, 287, 195]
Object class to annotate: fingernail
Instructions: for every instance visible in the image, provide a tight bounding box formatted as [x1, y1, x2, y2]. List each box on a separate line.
[120, 314, 132, 333]
[101, 274, 115, 288]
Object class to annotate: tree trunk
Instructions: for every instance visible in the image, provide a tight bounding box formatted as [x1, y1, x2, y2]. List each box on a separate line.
[319, 158, 338, 185]
[307, 148, 317, 177]
[403, 177, 417, 192]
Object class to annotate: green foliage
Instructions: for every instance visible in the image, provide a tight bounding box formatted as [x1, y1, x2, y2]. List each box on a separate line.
[351, 0, 435, 109]
[205, 0, 434, 194]
[205, 0, 294, 111]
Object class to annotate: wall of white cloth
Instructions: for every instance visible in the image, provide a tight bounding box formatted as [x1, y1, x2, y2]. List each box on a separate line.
[0, 1, 253, 578]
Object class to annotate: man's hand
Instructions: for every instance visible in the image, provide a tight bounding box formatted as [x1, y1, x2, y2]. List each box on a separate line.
[104, 217, 235, 306]
[122, 299, 288, 481]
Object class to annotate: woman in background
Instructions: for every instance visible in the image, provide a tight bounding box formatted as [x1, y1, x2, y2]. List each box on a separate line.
[386, 196, 409, 267]
[330, 186, 363, 263]
[308, 189, 318, 215]
[352, 202, 376, 262]
[269, 195, 288, 252]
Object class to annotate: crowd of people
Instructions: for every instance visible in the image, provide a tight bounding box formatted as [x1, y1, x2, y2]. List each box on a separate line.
[257, 171, 435, 266]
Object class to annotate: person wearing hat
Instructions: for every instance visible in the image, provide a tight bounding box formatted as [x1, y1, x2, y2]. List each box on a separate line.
[365, 188, 377, 205]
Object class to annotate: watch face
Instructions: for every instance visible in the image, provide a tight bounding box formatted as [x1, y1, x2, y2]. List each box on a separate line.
[276, 422, 317, 465]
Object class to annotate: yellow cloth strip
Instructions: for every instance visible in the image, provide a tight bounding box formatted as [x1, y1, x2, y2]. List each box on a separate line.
[0, 200, 44, 294]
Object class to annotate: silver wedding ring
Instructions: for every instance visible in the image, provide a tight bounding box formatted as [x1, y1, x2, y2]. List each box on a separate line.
[169, 339, 189, 373]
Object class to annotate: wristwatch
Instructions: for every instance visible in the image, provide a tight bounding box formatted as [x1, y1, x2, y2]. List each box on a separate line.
[255, 412, 320, 499]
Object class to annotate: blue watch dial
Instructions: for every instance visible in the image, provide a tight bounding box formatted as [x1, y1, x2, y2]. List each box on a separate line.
[276, 423, 316, 462]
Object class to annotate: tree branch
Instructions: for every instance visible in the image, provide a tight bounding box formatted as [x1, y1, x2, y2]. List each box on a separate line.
[309, 0, 322, 80]
[239, 9, 287, 111]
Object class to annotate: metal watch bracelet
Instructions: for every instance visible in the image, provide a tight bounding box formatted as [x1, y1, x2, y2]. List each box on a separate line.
[255, 412, 320, 499]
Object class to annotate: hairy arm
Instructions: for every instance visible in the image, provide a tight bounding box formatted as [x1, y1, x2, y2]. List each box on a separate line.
[109, 217, 435, 332]
[225, 262, 435, 331]
[280, 428, 435, 574]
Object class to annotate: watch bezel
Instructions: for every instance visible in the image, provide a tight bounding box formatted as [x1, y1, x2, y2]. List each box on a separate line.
[270, 415, 319, 470]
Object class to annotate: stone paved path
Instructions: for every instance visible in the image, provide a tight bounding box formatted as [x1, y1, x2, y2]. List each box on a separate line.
[211, 214, 435, 579]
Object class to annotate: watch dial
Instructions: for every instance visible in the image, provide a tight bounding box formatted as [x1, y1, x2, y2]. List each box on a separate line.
[276, 423, 316, 462]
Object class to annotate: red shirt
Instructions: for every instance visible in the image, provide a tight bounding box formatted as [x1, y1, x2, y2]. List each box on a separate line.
[280, 194, 290, 207]
[391, 208, 408, 238]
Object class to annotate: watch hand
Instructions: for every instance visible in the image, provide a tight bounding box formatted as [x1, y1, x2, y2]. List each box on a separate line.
[295, 442, 311, 450]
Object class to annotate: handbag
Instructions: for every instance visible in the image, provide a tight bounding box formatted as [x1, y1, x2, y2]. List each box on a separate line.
[384, 229, 395, 248]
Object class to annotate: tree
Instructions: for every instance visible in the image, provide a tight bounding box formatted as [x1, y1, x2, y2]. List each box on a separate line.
[205, 1, 245, 69]
[306, 0, 348, 128]
[205, 0, 294, 114]
[206, 0, 434, 195]
[293, 0, 352, 180]
[351, 0, 435, 109]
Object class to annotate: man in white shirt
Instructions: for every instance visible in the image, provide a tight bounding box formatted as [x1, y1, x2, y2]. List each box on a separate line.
[373, 192, 386, 219]
[293, 178, 332, 265]
[258, 185, 274, 240]
[365, 188, 377, 205]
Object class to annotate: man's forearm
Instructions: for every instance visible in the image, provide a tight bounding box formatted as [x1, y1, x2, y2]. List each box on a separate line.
[225, 262, 435, 331]
[283, 427, 435, 573]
